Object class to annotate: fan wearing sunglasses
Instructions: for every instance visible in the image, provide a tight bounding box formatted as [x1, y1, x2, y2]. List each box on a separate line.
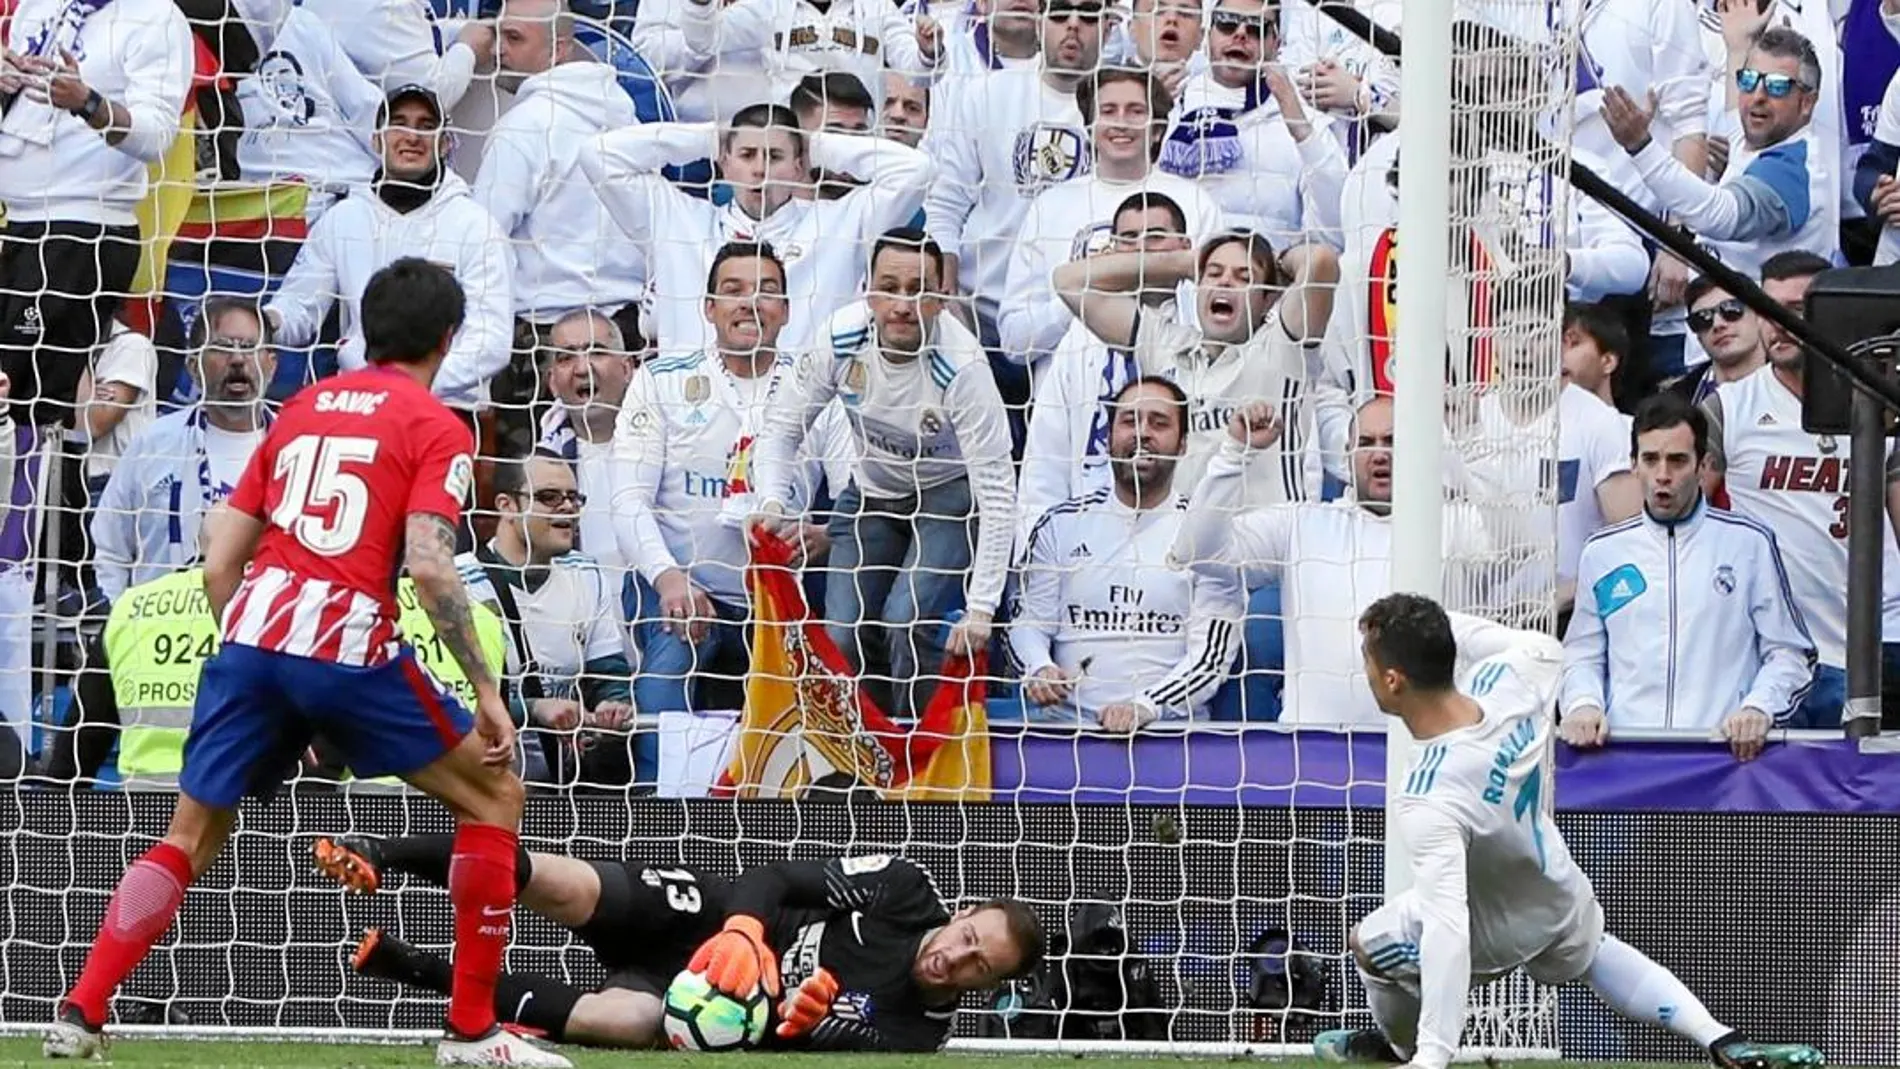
[1600, 23, 1837, 283]
[1667, 277, 1769, 405]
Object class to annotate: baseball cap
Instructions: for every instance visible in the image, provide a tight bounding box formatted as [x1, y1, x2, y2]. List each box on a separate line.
[378, 83, 444, 126]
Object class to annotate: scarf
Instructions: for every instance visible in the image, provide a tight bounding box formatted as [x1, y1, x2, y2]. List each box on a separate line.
[0, 0, 113, 156]
[374, 163, 442, 214]
[1158, 78, 1267, 179]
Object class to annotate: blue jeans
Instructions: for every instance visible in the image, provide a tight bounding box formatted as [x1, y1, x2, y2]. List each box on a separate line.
[823, 479, 975, 718]
[628, 574, 750, 786]
[1208, 583, 1286, 722]
[630, 574, 751, 713]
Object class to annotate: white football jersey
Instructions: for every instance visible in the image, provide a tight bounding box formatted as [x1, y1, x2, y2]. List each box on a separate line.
[1133, 305, 1314, 508]
[1009, 487, 1243, 721]
[1397, 630, 1597, 974]
[1392, 623, 1602, 1069]
[455, 549, 625, 695]
[754, 304, 1019, 615]
[612, 350, 847, 609]
[1707, 366, 1900, 665]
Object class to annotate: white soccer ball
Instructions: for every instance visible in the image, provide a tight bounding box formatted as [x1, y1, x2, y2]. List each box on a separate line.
[662, 968, 771, 1052]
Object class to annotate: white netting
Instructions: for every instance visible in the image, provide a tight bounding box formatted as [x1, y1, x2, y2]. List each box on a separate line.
[0, 0, 1602, 1054]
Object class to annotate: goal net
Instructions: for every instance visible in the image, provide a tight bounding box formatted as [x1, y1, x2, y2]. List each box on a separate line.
[0, 0, 1578, 1055]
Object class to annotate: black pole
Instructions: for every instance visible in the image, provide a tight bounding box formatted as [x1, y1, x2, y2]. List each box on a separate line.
[1309, 0, 1900, 416]
[1847, 341, 1890, 738]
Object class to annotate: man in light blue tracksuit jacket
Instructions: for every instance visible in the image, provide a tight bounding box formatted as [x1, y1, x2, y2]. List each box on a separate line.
[91, 297, 278, 603]
[1559, 393, 1815, 763]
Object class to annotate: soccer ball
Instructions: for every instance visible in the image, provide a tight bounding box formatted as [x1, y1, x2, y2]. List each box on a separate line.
[662, 968, 770, 1052]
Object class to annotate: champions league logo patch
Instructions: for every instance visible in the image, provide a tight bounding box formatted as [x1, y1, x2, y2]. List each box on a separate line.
[1011, 123, 1089, 195]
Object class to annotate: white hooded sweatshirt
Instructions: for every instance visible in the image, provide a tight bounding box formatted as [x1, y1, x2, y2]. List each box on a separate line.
[474, 61, 647, 323]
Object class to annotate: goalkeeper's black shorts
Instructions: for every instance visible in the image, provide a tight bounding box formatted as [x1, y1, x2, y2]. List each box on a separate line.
[576, 861, 730, 996]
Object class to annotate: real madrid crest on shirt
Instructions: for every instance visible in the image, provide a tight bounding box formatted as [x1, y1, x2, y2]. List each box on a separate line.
[843, 359, 869, 401]
[919, 409, 943, 437]
[685, 373, 711, 425]
[1011, 122, 1090, 196]
[1069, 222, 1116, 262]
[1713, 564, 1737, 596]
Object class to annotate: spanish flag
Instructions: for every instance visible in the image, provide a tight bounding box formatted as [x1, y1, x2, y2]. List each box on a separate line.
[715, 530, 991, 802]
[1363, 226, 1497, 398]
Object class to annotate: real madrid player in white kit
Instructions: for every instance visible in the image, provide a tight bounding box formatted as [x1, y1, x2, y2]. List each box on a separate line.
[1317, 593, 1824, 1069]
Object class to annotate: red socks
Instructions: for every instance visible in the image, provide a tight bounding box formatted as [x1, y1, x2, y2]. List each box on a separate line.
[66, 842, 193, 1028]
[445, 823, 518, 1039]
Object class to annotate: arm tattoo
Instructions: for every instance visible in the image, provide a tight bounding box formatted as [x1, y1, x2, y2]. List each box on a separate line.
[406, 514, 497, 692]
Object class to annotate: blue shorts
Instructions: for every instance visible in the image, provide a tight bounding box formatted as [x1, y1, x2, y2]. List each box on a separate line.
[178, 643, 475, 808]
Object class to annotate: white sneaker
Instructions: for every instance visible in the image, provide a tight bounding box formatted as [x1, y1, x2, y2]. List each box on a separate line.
[435, 1027, 573, 1068]
[42, 1013, 105, 1060]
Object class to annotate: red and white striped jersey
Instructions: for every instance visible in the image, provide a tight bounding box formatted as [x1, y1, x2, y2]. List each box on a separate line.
[222, 366, 474, 666]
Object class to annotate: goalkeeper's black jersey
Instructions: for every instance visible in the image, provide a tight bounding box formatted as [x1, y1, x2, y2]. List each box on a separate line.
[740, 855, 956, 1053]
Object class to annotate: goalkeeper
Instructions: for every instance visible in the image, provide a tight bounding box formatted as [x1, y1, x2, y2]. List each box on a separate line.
[313, 836, 1044, 1051]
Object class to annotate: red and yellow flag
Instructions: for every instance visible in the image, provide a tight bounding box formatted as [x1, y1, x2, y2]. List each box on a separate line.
[715, 531, 991, 802]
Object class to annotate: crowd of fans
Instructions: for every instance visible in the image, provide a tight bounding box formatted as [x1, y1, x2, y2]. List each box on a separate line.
[2, 0, 1898, 792]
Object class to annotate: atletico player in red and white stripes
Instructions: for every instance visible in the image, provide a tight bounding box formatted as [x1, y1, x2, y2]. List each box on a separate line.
[46, 259, 570, 1068]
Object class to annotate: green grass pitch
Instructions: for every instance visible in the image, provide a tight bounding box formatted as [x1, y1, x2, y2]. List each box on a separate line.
[0, 1043, 1716, 1069]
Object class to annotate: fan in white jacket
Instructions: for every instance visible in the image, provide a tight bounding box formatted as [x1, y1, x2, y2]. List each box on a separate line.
[1277, 0, 1401, 160]
[474, 24, 646, 326]
[1560, 395, 1815, 757]
[1158, 22, 1346, 250]
[0, 0, 193, 227]
[923, 0, 1112, 334]
[266, 86, 513, 411]
[581, 113, 933, 356]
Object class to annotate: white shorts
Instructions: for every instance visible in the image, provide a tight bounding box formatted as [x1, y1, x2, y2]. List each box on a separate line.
[1356, 889, 1606, 990]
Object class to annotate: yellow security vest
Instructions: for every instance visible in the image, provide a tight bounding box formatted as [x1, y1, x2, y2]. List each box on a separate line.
[395, 578, 510, 710]
[105, 572, 509, 783]
[105, 569, 218, 782]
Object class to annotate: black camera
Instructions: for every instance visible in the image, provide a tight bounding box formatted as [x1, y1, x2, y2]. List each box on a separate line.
[977, 903, 1168, 1040]
[1243, 926, 1332, 1042]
